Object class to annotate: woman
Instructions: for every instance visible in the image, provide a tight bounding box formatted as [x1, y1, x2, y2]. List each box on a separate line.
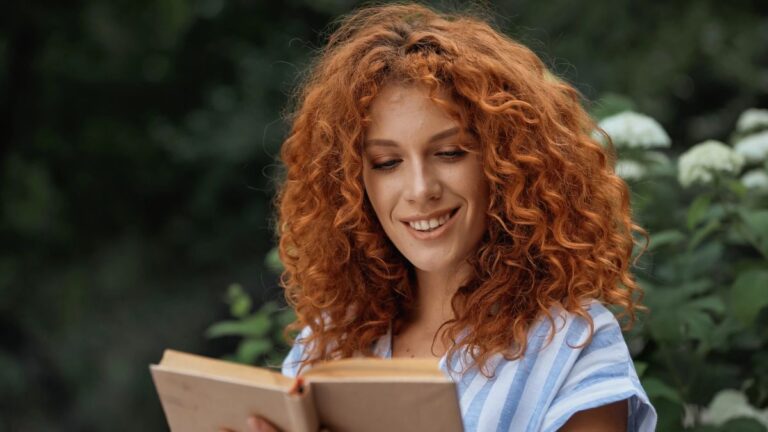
[242, 3, 656, 431]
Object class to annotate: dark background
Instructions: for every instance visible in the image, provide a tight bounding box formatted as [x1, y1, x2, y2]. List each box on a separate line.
[1, 1, 766, 430]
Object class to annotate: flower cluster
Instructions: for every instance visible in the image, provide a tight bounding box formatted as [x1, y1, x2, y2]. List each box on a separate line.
[699, 389, 768, 429]
[736, 108, 768, 134]
[734, 130, 768, 164]
[678, 140, 745, 188]
[740, 169, 768, 190]
[597, 111, 671, 149]
[615, 159, 646, 181]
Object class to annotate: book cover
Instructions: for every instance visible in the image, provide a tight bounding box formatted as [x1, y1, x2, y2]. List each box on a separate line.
[150, 349, 464, 432]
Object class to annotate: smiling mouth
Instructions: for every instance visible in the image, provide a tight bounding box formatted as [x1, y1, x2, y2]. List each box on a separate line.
[403, 207, 460, 233]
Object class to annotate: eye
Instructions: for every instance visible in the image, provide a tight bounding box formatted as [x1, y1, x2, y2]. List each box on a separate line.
[437, 150, 467, 159]
[372, 159, 401, 170]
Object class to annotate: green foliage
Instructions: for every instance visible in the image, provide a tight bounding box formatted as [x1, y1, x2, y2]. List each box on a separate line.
[612, 103, 768, 430]
[730, 271, 768, 326]
[207, 283, 296, 367]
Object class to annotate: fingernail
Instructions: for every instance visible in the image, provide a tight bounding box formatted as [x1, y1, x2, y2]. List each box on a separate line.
[247, 417, 260, 431]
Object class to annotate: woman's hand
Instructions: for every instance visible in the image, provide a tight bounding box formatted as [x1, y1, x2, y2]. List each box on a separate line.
[219, 415, 280, 432]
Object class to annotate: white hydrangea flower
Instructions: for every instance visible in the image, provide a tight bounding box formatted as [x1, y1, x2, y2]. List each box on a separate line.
[614, 159, 646, 180]
[741, 169, 768, 190]
[734, 130, 768, 164]
[678, 140, 745, 188]
[700, 389, 768, 428]
[736, 108, 768, 133]
[597, 111, 671, 149]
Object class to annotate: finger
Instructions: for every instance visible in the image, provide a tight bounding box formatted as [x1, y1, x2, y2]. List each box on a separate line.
[248, 416, 280, 432]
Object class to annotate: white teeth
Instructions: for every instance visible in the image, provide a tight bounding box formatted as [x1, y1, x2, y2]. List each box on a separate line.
[408, 210, 454, 231]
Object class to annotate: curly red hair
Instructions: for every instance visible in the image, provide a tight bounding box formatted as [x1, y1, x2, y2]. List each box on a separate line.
[275, 3, 647, 375]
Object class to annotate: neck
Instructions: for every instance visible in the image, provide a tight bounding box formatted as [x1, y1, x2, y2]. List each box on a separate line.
[411, 261, 473, 327]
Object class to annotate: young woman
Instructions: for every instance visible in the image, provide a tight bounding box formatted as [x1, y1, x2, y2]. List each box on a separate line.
[237, 3, 657, 431]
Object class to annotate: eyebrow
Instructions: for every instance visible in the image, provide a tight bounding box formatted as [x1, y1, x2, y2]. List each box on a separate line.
[364, 126, 461, 148]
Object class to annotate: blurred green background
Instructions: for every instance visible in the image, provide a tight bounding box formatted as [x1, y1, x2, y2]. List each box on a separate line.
[1, 1, 767, 431]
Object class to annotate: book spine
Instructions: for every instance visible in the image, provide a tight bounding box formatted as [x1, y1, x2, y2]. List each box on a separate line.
[284, 379, 319, 432]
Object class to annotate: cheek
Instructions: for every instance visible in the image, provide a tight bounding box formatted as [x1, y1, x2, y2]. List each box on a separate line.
[458, 158, 489, 205]
[363, 175, 391, 221]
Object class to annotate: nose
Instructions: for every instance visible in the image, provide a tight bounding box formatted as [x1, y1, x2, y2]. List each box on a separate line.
[403, 160, 442, 203]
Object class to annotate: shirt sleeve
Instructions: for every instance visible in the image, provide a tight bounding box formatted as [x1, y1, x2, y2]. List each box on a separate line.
[541, 302, 658, 432]
[281, 325, 312, 378]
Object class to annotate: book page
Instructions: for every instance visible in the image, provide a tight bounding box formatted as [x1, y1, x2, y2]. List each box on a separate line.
[151, 365, 310, 432]
[157, 349, 292, 388]
[152, 350, 321, 432]
[302, 357, 446, 380]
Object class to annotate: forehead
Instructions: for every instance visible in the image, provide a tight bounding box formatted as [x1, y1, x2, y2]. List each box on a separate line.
[364, 83, 458, 139]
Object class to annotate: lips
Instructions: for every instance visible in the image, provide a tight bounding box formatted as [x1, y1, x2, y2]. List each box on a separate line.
[401, 207, 460, 240]
[399, 207, 459, 223]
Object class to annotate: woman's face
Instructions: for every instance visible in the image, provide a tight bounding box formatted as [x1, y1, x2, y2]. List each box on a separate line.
[362, 83, 489, 274]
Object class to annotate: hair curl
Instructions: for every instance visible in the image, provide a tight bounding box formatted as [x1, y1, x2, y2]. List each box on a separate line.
[275, 3, 647, 375]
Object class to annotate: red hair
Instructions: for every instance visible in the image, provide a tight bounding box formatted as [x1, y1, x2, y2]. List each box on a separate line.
[275, 3, 647, 375]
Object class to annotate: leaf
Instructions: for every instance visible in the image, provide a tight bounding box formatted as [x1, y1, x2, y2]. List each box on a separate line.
[648, 311, 682, 343]
[264, 246, 284, 273]
[725, 224, 752, 246]
[204, 314, 271, 338]
[645, 279, 713, 310]
[226, 283, 245, 300]
[683, 426, 719, 432]
[718, 418, 767, 432]
[276, 308, 296, 328]
[642, 377, 682, 403]
[707, 316, 745, 353]
[590, 93, 636, 120]
[688, 295, 726, 315]
[738, 209, 768, 257]
[684, 309, 715, 342]
[648, 229, 685, 251]
[685, 242, 724, 278]
[226, 283, 252, 318]
[688, 195, 712, 230]
[257, 301, 278, 316]
[646, 289, 722, 344]
[730, 270, 768, 326]
[230, 295, 252, 319]
[726, 178, 748, 199]
[235, 338, 273, 364]
[689, 220, 722, 251]
[205, 320, 245, 338]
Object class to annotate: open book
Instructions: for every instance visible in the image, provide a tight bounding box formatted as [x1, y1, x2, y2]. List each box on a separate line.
[150, 349, 463, 432]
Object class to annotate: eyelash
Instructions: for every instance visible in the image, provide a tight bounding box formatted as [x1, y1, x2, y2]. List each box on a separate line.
[372, 150, 468, 171]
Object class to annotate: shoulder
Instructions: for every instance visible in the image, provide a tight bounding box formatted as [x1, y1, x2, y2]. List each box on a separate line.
[452, 299, 657, 432]
[542, 297, 619, 343]
[500, 299, 631, 381]
[281, 325, 313, 378]
[536, 299, 658, 432]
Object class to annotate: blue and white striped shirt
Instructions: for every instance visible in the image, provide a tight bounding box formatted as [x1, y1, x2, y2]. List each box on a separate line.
[282, 299, 657, 431]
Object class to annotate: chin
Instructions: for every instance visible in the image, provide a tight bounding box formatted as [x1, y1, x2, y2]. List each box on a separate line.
[404, 255, 454, 273]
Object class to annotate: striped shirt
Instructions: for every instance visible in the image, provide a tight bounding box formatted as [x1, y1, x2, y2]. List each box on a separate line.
[282, 299, 657, 431]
